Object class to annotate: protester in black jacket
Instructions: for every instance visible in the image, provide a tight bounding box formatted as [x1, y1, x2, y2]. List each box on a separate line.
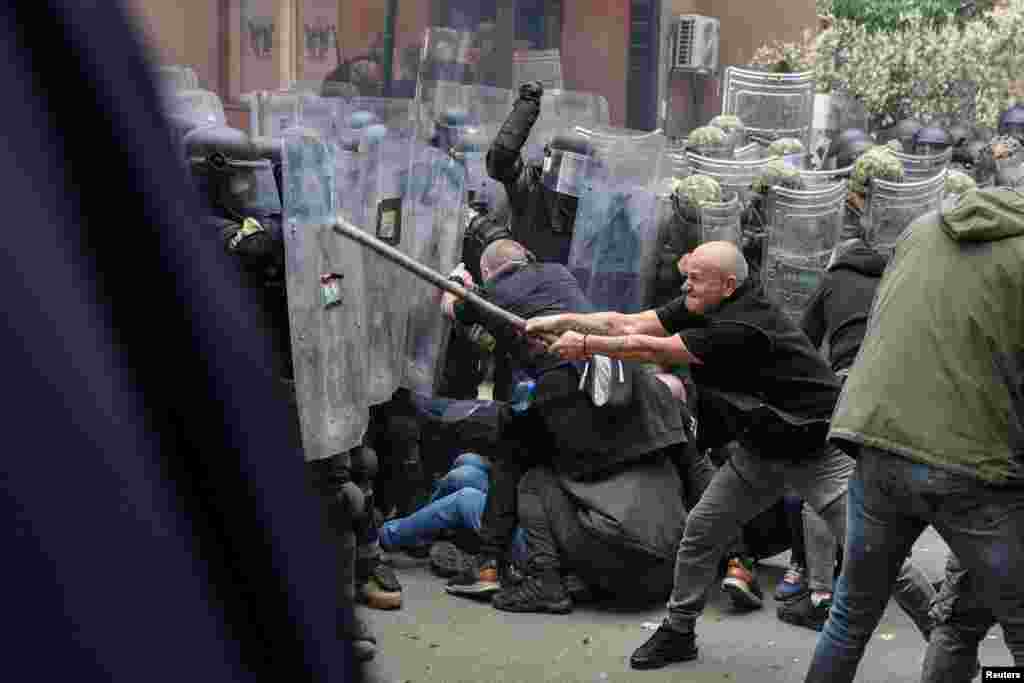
[801, 238, 889, 375]
[434, 240, 691, 606]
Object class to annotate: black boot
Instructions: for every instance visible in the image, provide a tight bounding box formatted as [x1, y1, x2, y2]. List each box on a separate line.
[492, 569, 572, 614]
[629, 621, 698, 670]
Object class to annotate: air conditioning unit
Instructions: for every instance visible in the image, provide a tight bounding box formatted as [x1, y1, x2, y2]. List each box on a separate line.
[672, 15, 719, 73]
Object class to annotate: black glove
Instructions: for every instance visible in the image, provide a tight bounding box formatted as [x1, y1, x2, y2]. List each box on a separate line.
[519, 81, 544, 103]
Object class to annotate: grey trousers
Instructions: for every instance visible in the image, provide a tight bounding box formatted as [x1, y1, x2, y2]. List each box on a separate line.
[666, 444, 934, 638]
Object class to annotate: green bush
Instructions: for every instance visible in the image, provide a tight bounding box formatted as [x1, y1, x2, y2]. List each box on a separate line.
[830, 0, 996, 31]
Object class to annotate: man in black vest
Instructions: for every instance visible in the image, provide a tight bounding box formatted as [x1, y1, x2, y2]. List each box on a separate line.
[527, 240, 934, 670]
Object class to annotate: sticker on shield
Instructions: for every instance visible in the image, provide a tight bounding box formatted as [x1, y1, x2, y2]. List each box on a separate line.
[376, 196, 402, 244]
[320, 272, 345, 309]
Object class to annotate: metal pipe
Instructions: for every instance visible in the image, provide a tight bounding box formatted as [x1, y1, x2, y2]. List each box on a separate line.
[331, 217, 527, 331]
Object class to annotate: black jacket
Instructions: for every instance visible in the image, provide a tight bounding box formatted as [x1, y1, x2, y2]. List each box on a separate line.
[800, 240, 888, 373]
[454, 261, 591, 378]
[658, 284, 842, 459]
[486, 97, 574, 265]
[456, 262, 688, 478]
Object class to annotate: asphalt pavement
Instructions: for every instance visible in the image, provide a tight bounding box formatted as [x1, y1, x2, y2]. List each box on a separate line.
[360, 527, 1013, 683]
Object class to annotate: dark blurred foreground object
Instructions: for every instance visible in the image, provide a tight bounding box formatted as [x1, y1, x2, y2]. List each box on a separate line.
[0, 2, 361, 681]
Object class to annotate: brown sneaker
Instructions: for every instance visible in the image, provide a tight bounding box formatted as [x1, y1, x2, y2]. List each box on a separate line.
[445, 556, 500, 598]
[357, 560, 402, 610]
[721, 556, 763, 609]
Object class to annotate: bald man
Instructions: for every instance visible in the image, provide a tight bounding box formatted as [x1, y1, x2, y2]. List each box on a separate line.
[528, 241, 934, 670]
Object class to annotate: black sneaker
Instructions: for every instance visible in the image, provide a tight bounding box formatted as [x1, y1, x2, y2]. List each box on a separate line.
[491, 573, 572, 614]
[777, 592, 831, 632]
[445, 555, 501, 597]
[629, 623, 699, 670]
[430, 540, 477, 578]
[563, 573, 595, 603]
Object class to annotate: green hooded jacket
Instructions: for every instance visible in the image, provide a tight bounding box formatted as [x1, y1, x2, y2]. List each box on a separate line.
[829, 187, 1024, 485]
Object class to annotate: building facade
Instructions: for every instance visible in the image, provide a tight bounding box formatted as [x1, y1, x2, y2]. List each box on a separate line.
[128, 0, 817, 133]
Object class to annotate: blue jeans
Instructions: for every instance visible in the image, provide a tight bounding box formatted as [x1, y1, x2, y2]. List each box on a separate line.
[380, 454, 527, 562]
[804, 447, 1024, 683]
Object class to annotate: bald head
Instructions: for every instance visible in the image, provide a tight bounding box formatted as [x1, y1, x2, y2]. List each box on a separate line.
[480, 239, 530, 281]
[678, 241, 748, 314]
[690, 241, 748, 286]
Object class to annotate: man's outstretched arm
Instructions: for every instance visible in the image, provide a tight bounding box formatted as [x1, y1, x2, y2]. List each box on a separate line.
[527, 309, 669, 340]
[548, 330, 702, 367]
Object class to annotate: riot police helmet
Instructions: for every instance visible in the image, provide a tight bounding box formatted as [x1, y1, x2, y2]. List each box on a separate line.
[184, 125, 281, 220]
[912, 125, 954, 156]
[998, 103, 1024, 141]
[946, 122, 975, 148]
[828, 128, 872, 167]
[835, 137, 875, 170]
[540, 132, 597, 234]
[880, 118, 922, 151]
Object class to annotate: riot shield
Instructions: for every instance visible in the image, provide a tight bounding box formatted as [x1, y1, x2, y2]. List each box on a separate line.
[762, 182, 846, 321]
[865, 171, 946, 257]
[463, 86, 515, 211]
[523, 90, 614, 166]
[157, 65, 199, 93]
[648, 150, 695, 308]
[402, 144, 467, 395]
[699, 191, 743, 245]
[799, 166, 853, 188]
[281, 126, 369, 460]
[721, 67, 816, 150]
[336, 104, 416, 406]
[892, 148, 952, 182]
[810, 93, 869, 170]
[166, 89, 226, 128]
[686, 152, 774, 204]
[567, 128, 667, 313]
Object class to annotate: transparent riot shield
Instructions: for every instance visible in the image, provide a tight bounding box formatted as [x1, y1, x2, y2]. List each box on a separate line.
[166, 89, 227, 128]
[567, 128, 667, 313]
[297, 92, 346, 141]
[335, 107, 416, 406]
[762, 182, 847, 321]
[809, 93, 868, 170]
[157, 65, 199, 94]
[281, 126, 369, 460]
[686, 152, 774, 204]
[648, 150, 695, 309]
[402, 145, 467, 395]
[799, 165, 853, 188]
[523, 90, 614, 166]
[721, 67, 816, 150]
[700, 191, 743, 245]
[892, 148, 952, 182]
[254, 92, 301, 139]
[865, 171, 946, 257]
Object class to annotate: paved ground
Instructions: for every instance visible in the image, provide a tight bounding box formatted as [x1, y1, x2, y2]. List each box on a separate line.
[360, 527, 1013, 683]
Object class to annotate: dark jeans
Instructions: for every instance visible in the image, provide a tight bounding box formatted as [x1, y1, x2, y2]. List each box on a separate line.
[804, 447, 1024, 683]
[921, 553, 988, 683]
[666, 444, 934, 635]
[517, 466, 675, 603]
